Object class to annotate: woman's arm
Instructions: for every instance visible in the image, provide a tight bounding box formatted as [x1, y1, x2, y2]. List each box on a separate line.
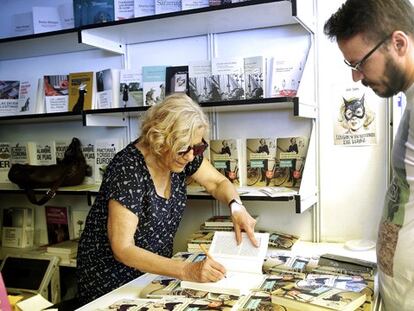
[107, 199, 226, 282]
[191, 158, 258, 246]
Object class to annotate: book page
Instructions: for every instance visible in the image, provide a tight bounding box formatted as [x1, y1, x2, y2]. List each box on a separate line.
[210, 232, 269, 258]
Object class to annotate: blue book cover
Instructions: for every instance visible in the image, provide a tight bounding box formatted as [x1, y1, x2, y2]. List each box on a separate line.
[74, 0, 115, 27]
[142, 66, 166, 106]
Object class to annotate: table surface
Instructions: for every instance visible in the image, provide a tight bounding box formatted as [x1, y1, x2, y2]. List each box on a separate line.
[75, 241, 378, 311]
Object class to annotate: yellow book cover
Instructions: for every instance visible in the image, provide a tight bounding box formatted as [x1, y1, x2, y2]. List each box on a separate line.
[68, 71, 94, 112]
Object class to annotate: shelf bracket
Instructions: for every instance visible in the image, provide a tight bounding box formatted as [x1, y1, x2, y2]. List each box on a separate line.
[294, 101, 317, 118]
[79, 30, 125, 55]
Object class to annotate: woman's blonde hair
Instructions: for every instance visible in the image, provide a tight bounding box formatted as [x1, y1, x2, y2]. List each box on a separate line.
[140, 93, 209, 159]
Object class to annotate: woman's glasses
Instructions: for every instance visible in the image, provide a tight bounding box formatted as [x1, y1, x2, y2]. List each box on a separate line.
[177, 138, 209, 157]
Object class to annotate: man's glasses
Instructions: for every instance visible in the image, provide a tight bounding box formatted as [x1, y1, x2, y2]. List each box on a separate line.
[177, 138, 208, 157]
[344, 34, 391, 72]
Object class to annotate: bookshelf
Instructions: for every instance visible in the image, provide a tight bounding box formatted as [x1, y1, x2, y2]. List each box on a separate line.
[0, 0, 318, 247]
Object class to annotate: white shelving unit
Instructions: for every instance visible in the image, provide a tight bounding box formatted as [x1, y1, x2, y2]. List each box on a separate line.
[0, 0, 318, 244]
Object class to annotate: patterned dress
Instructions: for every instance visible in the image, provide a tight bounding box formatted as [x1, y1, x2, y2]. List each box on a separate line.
[377, 84, 414, 310]
[76, 140, 203, 304]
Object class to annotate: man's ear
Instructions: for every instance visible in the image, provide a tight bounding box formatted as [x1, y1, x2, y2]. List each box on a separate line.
[391, 31, 409, 56]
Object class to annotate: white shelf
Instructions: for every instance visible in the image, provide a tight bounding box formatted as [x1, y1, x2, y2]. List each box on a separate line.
[0, 1, 314, 61]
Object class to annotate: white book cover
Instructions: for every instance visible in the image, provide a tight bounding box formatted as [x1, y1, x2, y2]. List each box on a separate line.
[155, 0, 182, 14]
[27, 141, 57, 165]
[211, 57, 245, 101]
[188, 60, 212, 103]
[17, 79, 38, 115]
[135, 0, 155, 17]
[244, 56, 266, 100]
[95, 139, 123, 183]
[0, 142, 11, 183]
[269, 49, 309, 98]
[55, 140, 70, 163]
[96, 69, 120, 109]
[182, 0, 209, 10]
[32, 6, 63, 34]
[82, 142, 96, 185]
[58, 3, 75, 29]
[0, 80, 20, 116]
[119, 70, 143, 107]
[181, 231, 269, 296]
[115, 0, 135, 20]
[44, 75, 69, 113]
[246, 138, 277, 187]
[209, 139, 243, 186]
[72, 209, 88, 238]
[11, 12, 33, 37]
[10, 142, 30, 165]
[142, 66, 166, 106]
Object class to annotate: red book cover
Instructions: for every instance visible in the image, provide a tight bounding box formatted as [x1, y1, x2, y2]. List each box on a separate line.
[45, 206, 70, 244]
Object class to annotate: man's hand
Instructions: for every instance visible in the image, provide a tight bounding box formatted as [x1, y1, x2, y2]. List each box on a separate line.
[181, 258, 226, 282]
[230, 202, 258, 247]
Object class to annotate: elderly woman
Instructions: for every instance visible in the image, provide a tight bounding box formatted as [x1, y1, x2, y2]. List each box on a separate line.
[77, 93, 257, 304]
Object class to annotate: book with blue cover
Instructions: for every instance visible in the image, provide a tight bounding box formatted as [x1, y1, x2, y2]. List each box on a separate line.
[74, 0, 115, 27]
[142, 66, 166, 106]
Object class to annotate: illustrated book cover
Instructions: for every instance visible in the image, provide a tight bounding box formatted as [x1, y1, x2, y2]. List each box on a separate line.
[211, 57, 245, 101]
[271, 278, 366, 311]
[1, 206, 34, 248]
[68, 71, 95, 112]
[209, 139, 243, 186]
[0, 142, 11, 183]
[165, 65, 189, 96]
[275, 136, 309, 188]
[142, 66, 167, 106]
[244, 55, 266, 100]
[44, 205, 71, 245]
[74, 0, 115, 27]
[96, 68, 120, 109]
[119, 70, 143, 107]
[44, 75, 69, 113]
[181, 231, 269, 296]
[95, 138, 123, 183]
[188, 60, 213, 103]
[246, 138, 277, 187]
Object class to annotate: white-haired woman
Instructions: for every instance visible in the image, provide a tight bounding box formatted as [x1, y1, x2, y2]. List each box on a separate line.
[77, 93, 257, 305]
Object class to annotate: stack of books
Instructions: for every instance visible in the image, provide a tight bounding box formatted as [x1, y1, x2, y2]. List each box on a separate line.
[186, 231, 214, 253]
[46, 239, 79, 261]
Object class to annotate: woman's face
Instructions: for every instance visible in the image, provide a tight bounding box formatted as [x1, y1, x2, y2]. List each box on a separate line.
[165, 128, 205, 173]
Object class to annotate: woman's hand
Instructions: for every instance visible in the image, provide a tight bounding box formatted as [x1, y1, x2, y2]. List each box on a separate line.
[231, 203, 259, 247]
[181, 257, 226, 282]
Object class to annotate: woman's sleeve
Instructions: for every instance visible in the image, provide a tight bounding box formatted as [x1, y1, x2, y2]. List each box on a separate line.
[184, 154, 203, 176]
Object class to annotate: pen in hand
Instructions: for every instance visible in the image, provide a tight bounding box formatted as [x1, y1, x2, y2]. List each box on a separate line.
[200, 244, 227, 279]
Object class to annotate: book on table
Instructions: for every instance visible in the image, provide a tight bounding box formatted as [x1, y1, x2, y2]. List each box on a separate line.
[271, 277, 366, 311]
[46, 239, 78, 255]
[181, 231, 269, 296]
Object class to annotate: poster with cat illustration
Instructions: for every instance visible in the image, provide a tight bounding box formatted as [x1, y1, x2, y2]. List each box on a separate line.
[333, 84, 377, 146]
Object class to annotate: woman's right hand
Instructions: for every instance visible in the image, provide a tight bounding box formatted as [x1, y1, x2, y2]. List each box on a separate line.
[181, 257, 226, 282]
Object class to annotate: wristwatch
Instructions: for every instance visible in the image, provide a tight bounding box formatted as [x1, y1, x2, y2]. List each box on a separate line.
[228, 199, 244, 214]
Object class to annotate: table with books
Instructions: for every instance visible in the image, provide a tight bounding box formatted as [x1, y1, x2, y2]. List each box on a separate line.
[75, 238, 379, 311]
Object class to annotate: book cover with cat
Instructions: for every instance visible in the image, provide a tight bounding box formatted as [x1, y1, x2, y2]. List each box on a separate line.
[68, 71, 95, 112]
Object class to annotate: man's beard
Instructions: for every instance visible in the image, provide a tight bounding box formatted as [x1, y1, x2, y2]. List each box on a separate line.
[362, 55, 406, 98]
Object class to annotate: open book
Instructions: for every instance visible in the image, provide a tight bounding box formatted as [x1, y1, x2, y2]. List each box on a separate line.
[181, 231, 269, 296]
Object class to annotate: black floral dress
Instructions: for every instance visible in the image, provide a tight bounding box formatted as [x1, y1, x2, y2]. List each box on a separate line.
[76, 140, 202, 304]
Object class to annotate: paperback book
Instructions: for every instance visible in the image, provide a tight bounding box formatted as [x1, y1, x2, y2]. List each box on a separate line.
[119, 70, 143, 107]
[187, 230, 215, 252]
[95, 138, 123, 183]
[181, 231, 269, 296]
[188, 60, 213, 103]
[96, 68, 120, 109]
[46, 239, 78, 259]
[74, 0, 115, 27]
[44, 206, 71, 244]
[82, 142, 96, 185]
[211, 57, 245, 101]
[165, 65, 189, 96]
[114, 0, 135, 20]
[68, 71, 95, 112]
[44, 75, 69, 113]
[271, 279, 366, 311]
[155, 0, 182, 14]
[1, 206, 34, 248]
[0, 81, 20, 116]
[32, 6, 62, 34]
[244, 55, 266, 100]
[267, 230, 300, 250]
[10, 142, 30, 165]
[275, 136, 309, 188]
[142, 66, 167, 106]
[54, 140, 70, 163]
[246, 138, 277, 187]
[17, 79, 38, 115]
[0, 143, 11, 183]
[182, 0, 209, 10]
[27, 141, 57, 165]
[11, 12, 34, 37]
[209, 139, 242, 186]
[134, 0, 156, 17]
